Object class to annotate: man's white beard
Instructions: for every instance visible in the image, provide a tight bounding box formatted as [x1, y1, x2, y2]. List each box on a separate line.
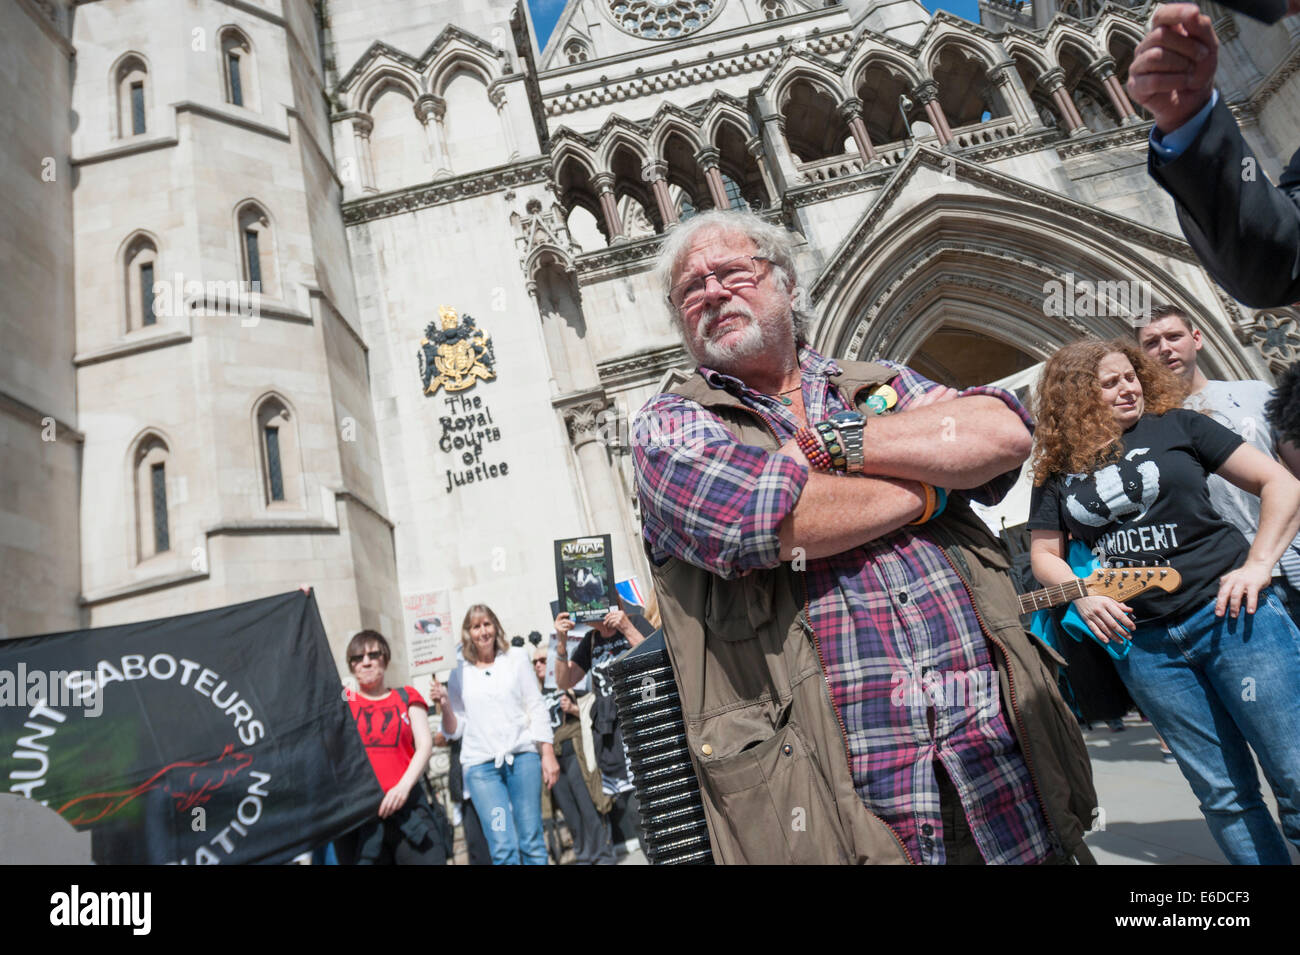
[691, 301, 792, 375]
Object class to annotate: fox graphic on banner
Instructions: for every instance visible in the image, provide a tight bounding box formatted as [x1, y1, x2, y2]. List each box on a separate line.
[0, 590, 378, 864]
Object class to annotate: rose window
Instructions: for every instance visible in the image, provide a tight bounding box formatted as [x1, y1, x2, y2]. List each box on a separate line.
[1252, 311, 1300, 363]
[607, 0, 719, 39]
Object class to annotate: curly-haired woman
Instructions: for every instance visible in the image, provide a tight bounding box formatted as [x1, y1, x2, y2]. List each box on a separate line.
[1027, 337, 1300, 864]
[439, 604, 558, 865]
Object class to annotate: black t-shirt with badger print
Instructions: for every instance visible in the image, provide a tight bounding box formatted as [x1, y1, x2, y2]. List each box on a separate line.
[1028, 410, 1248, 624]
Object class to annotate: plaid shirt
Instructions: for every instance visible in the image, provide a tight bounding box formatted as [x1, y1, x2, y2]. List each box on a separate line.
[632, 344, 1054, 865]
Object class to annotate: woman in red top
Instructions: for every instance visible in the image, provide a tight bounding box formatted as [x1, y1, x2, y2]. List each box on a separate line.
[336, 629, 446, 865]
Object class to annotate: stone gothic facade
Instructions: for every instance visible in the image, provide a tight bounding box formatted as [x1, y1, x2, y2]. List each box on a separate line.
[4, 0, 1299, 681]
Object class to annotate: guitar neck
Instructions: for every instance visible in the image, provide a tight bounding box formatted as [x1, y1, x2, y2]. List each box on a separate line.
[1018, 578, 1088, 614]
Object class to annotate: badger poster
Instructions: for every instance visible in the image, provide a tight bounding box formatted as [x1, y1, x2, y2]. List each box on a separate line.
[554, 534, 616, 624]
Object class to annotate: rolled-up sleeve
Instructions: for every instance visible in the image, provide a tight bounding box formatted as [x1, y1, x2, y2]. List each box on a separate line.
[631, 393, 808, 580]
[879, 360, 1033, 506]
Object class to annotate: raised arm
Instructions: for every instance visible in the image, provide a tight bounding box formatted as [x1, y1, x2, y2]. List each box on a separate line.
[1131, 4, 1300, 308]
[1156, 101, 1300, 309]
[552, 613, 585, 692]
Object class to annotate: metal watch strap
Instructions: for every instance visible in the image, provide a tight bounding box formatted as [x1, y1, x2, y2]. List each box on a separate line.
[828, 411, 866, 474]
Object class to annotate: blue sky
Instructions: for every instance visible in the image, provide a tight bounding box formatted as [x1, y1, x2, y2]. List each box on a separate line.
[527, 0, 984, 49]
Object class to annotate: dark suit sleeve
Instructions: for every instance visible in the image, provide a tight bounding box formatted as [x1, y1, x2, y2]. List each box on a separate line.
[1149, 97, 1300, 308]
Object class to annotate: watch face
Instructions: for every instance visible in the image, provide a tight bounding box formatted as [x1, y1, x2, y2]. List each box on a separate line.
[606, 0, 721, 40]
[829, 410, 866, 426]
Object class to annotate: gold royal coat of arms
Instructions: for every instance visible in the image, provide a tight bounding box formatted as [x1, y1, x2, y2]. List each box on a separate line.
[418, 305, 497, 395]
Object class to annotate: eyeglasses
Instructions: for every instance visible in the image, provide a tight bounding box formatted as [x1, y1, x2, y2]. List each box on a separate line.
[348, 650, 384, 665]
[667, 256, 771, 310]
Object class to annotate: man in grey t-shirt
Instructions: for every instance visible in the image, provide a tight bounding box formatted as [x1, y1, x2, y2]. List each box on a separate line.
[1139, 305, 1300, 845]
[1138, 305, 1300, 615]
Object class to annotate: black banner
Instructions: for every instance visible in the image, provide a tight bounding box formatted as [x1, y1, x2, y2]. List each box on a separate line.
[0, 590, 380, 864]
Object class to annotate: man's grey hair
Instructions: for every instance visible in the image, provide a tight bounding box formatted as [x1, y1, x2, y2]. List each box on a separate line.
[654, 210, 814, 342]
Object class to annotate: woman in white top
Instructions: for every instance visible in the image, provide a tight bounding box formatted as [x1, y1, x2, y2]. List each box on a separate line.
[438, 603, 558, 865]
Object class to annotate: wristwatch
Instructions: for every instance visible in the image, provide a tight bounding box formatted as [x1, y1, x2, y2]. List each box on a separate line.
[827, 410, 867, 473]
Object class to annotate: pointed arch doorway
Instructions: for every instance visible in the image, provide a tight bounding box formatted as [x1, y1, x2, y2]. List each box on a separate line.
[909, 325, 1038, 389]
[810, 186, 1260, 386]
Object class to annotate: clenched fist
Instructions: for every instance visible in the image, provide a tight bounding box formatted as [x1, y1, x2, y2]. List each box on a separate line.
[1127, 4, 1218, 134]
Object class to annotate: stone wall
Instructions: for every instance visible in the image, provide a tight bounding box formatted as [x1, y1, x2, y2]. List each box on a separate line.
[0, 0, 81, 639]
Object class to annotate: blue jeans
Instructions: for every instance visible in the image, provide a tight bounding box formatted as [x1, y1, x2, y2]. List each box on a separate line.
[1115, 589, 1300, 864]
[464, 752, 547, 865]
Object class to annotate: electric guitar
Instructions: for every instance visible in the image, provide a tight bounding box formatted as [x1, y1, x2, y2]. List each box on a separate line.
[1017, 566, 1182, 615]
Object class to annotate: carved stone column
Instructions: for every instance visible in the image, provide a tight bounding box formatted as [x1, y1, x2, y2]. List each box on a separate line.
[414, 94, 453, 178]
[524, 280, 562, 396]
[1088, 56, 1137, 122]
[641, 158, 677, 227]
[488, 85, 520, 161]
[745, 135, 778, 207]
[1038, 68, 1086, 134]
[694, 146, 731, 211]
[836, 96, 878, 162]
[591, 172, 625, 242]
[532, 261, 597, 395]
[563, 398, 611, 452]
[351, 113, 377, 192]
[914, 79, 953, 144]
[986, 59, 1034, 130]
[752, 90, 800, 194]
[1106, 74, 1139, 121]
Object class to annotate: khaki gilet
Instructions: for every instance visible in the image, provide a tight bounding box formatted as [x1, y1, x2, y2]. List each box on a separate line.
[644, 360, 1098, 865]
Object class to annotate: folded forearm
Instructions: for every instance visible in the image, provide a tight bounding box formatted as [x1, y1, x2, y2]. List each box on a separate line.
[777, 473, 925, 560]
[859, 396, 1031, 489]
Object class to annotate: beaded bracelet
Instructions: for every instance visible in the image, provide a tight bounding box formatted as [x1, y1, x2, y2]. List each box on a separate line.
[794, 428, 831, 470]
[812, 421, 848, 471]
